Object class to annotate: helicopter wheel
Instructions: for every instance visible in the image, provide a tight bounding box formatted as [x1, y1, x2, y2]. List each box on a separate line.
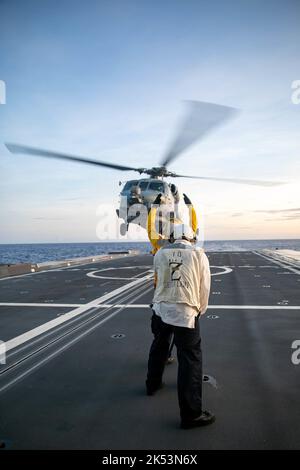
[120, 222, 128, 236]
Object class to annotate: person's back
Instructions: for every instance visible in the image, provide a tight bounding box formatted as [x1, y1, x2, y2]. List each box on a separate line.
[153, 240, 210, 322]
[146, 224, 215, 429]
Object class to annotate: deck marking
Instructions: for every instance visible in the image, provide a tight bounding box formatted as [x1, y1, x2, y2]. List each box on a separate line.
[87, 266, 153, 280]
[210, 266, 232, 276]
[0, 286, 152, 394]
[77, 304, 300, 310]
[254, 251, 300, 274]
[1, 302, 300, 310]
[238, 265, 255, 268]
[0, 302, 82, 308]
[0, 253, 137, 282]
[4, 271, 153, 352]
[258, 265, 278, 268]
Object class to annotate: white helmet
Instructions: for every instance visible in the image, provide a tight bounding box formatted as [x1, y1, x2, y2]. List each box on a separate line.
[172, 223, 195, 241]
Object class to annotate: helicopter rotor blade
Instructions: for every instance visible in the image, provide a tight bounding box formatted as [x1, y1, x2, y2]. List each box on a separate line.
[5, 143, 146, 173]
[160, 100, 238, 168]
[171, 173, 284, 187]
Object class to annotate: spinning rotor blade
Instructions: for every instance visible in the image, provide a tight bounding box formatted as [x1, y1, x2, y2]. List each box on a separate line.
[171, 173, 284, 187]
[5, 143, 144, 173]
[160, 100, 238, 167]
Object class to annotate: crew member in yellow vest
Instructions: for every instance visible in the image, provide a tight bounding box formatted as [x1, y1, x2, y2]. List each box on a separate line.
[147, 191, 199, 364]
[146, 223, 215, 429]
[147, 193, 198, 255]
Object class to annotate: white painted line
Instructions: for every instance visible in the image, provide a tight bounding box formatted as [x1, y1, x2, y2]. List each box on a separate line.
[0, 262, 98, 282]
[254, 251, 300, 274]
[0, 253, 139, 282]
[207, 305, 300, 310]
[87, 266, 152, 280]
[1, 301, 299, 311]
[4, 272, 153, 352]
[0, 303, 81, 308]
[85, 304, 300, 310]
[210, 266, 232, 276]
[258, 265, 278, 268]
[0, 289, 152, 395]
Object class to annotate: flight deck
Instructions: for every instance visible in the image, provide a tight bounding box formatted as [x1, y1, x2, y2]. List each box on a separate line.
[0, 251, 299, 450]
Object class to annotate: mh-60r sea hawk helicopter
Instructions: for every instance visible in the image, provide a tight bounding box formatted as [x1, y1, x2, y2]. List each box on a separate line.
[5, 101, 283, 236]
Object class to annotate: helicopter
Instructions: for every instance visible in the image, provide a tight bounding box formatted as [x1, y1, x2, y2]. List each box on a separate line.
[5, 101, 284, 236]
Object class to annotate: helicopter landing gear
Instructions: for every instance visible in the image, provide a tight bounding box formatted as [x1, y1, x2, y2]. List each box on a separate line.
[120, 222, 128, 236]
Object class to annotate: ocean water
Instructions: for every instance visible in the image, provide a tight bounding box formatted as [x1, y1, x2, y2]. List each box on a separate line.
[0, 239, 299, 265]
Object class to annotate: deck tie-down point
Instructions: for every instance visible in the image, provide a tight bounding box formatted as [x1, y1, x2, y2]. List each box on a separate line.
[203, 374, 218, 389]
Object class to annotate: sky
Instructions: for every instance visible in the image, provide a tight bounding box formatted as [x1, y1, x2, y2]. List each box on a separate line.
[0, 0, 299, 243]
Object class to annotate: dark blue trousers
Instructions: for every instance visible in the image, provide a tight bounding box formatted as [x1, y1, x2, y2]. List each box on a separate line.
[146, 312, 202, 420]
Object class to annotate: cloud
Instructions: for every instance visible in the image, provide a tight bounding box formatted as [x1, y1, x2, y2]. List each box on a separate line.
[265, 214, 300, 221]
[255, 207, 300, 214]
[33, 217, 64, 220]
[57, 197, 84, 201]
[1, 1, 300, 243]
[283, 215, 300, 220]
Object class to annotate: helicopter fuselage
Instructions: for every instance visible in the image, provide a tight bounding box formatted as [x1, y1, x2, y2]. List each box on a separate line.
[117, 178, 175, 234]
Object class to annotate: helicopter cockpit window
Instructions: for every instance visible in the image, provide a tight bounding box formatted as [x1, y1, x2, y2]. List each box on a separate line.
[138, 181, 149, 191]
[123, 181, 138, 191]
[148, 181, 165, 192]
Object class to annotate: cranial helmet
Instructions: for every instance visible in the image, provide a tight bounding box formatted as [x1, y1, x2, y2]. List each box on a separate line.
[171, 223, 195, 241]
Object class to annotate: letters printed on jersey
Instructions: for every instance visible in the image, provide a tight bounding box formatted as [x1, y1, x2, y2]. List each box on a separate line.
[153, 243, 207, 311]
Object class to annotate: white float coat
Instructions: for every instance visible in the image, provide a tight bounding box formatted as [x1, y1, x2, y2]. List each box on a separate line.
[152, 239, 211, 328]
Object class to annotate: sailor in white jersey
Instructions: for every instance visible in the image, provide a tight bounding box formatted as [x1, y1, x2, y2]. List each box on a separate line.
[146, 224, 215, 429]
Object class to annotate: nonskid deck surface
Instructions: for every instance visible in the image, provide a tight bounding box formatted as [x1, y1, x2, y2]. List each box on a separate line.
[0, 251, 299, 449]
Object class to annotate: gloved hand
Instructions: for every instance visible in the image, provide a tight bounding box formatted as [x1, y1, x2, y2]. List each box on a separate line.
[183, 193, 192, 205]
[153, 193, 163, 205]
